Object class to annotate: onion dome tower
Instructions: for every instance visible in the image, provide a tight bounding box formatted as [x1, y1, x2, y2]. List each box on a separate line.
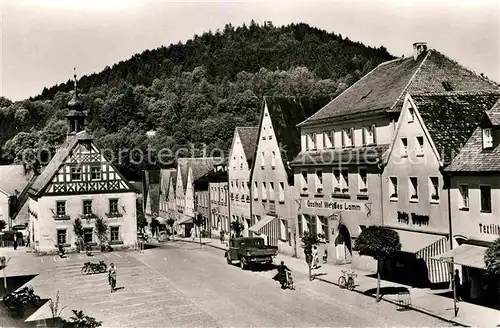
[66, 67, 87, 137]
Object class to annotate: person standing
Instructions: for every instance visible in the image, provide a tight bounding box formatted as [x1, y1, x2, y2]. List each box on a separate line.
[454, 269, 462, 301]
[108, 263, 117, 293]
[13, 233, 18, 250]
[312, 245, 319, 269]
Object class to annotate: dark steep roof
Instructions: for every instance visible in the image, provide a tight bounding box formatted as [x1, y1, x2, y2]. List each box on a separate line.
[291, 145, 389, 167]
[300, 49, 500, 126]
[412, 93, 500, 164]
[146, 184, 160, 216]
[178, 157, 224, 190]
[29, 131, 93, 196]
[236, 127, 259, 163]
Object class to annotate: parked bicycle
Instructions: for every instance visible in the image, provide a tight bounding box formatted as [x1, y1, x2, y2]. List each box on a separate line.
[338, 269, 357, 290]
[284, 271, 295, 290]
[81, 261, 107, 275]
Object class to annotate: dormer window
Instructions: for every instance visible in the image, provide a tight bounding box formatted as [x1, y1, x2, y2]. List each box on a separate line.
[342, 128, 353, 148]
[363, 125, 376, 146]
[483, 128, 493, 149]
[408, 108, 415, 123]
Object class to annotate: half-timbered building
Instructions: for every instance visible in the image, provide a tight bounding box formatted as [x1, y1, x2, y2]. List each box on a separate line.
[27, 76, 138, 253]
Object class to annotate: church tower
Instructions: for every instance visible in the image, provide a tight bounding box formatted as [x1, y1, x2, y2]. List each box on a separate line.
[66, 68, 87, 138]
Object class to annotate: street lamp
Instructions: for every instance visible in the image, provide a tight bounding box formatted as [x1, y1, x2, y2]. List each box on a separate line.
[223, 184, 230, 242]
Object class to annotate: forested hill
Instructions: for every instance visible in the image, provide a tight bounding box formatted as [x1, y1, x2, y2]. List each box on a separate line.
[0, 21, 394, 180]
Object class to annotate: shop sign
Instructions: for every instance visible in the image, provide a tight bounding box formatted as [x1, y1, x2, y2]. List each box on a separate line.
[397, 211, 429, 226]
[479, 223, 500, 236]
[305, 199, 365, 212]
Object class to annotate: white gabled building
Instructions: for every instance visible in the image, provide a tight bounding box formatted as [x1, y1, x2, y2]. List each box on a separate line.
[27, 76, 138, 253]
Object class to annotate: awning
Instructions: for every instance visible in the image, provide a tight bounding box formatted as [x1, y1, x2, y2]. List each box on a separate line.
[177, 216, 193, 225]
[397, 230, 446, 253]
[431, 244, 487, 270]
[248, 215, 275, 233]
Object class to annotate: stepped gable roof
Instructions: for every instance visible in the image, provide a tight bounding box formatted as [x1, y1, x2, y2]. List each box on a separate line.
[300, 49, 500, 126]
[412, 92, 500, 165]
[178, 157, 224, 190]
[0, 165, 32, 196]
[147, 184, 160, 216]
[28, 131, 93, 196]
[445, 99, 500, 172]
[236, 127, 259, 163]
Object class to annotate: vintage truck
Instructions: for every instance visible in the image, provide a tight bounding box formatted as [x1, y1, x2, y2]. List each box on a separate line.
[225, 237, 278, 269]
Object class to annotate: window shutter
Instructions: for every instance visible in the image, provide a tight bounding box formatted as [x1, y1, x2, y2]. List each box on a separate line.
[350, 128, 355, 146]
[362, 127, 366, 146]
[331, 130, 335, 148]
[341, 130, 345, 147]
[372, 125, 376, 145]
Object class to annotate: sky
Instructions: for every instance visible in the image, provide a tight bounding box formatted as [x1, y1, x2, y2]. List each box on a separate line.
[0, 0, 499, 101]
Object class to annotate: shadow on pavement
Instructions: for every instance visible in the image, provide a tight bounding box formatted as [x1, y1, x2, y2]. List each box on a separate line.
[1, 274, 38, 297]
[363, 286, 410, 297]
[312, 272, 328, 279]
[144, 244, 160, 250]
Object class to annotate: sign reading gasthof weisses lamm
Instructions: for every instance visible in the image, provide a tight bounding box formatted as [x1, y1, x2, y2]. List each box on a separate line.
[305, 199, 366, 212]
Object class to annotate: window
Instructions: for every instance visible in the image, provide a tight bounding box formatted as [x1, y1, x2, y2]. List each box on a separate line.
[271, 151, 276, 169]
[323, 131, 333, 149]
[416, 136, 424, 156]
[83, 200, 92, 215]
[262, 182, 267, 201]
[301, 170, 308, 192]
[109, 199, 119, 214]
[269, 182, 275, 202]
[409, 177, 418, 202]
[363, 126, 375, 145]
[261, 152, 265, 168]
[459, 185, 469, 209]
[341, 169, 349, 193]
[305, 214, 316, 235]
[483, 128, 493, 149]
[429, 177, 439, 202]
[56, 201, 66, 216]
[480, 185, 491, 213]
[401, 138, 408, 156]
[71, 167, 82, 181]
[312, 133, 317, 149]
[315, 169, 323, 192]
[319, 216, 329, 242]
[240, 156, 243, 170]
[57, 229, 67, 245]
[342, 129, 353, 147]
[263, 127, 266, 140]
[110, 227, 120, 242]
[269, 127, 273, 139]
[333, 169, 341, 193]
[408, 107, 415, 123]
[358, 168, 367, 193]
[83, 228, 93, 243]
[307, 134, 314, 150]
[442, 81, 453, 91]
[390, 177, 398, 199]
[298, 215, 303, 237]
[253, 181, 258, 200]
[91, 167, 101, 180]
[279, 182, 285, 203]
[279, 219, 288, 241]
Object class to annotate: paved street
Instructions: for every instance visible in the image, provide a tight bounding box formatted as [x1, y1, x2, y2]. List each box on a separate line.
[2, 243, 453, 327]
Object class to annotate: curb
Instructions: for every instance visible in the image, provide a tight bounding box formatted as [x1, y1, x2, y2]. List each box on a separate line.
[176, 238, 470, 327]
[174, 239, 228, 252]
[315, 277, 469, 327]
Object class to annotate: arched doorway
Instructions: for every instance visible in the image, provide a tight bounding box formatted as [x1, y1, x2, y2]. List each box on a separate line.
[334, 224, 352, 263]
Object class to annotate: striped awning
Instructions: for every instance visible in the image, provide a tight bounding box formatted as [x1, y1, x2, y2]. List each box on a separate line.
[432, 244, 487, 270]
[248, 215, 275, 233]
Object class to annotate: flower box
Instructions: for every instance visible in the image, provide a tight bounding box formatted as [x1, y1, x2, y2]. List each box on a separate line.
[106, 212, 123, 218]
[53, 214, 70, 220]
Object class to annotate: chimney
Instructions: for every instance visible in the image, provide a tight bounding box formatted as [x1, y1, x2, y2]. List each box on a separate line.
[413, 42, 428, 60]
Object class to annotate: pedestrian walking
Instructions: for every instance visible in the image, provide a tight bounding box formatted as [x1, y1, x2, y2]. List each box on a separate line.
[220, 230, 224, 244]
[108, 263, 117, 292]
[312, 245, 319, 269]
[454, 269, 462, 301]
[190, 227, 195, 241]
[13, 233, 18, 250]
[323, 249, 328, 264]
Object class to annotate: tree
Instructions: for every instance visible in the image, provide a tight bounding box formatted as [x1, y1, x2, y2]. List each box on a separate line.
[230, 220, 244, 238]
[0, 220, 6, 231]
[63, 309, 102, 328]
[301, 231, 320, 281]
[94, 217, 108, 250]
[73, 218, 84, 251]
[354, 226, 401, 302]
[485, 237, 500, 274]
[192, 213, 205, 244]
